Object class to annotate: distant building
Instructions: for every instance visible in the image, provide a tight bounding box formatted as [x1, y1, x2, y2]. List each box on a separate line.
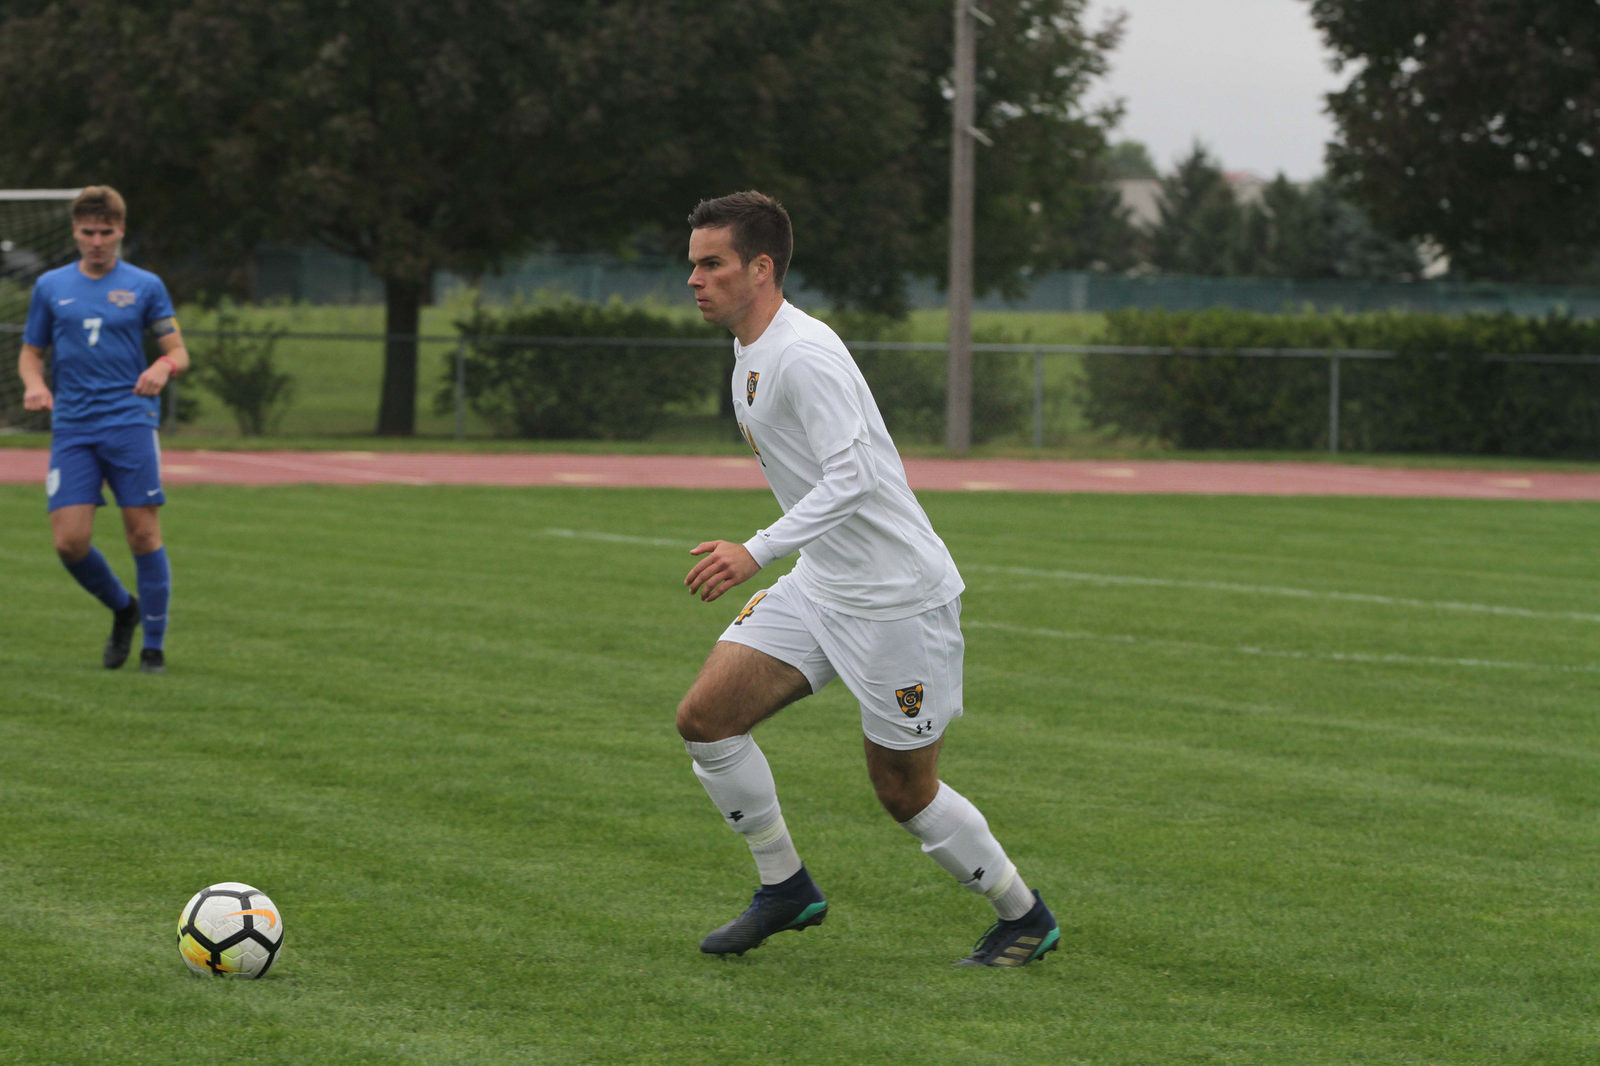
[1114, 178, 1162, 228]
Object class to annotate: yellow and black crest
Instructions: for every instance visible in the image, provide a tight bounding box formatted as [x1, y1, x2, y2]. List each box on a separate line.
[745, 371, 760, 406]
[895, 683, 924, 717]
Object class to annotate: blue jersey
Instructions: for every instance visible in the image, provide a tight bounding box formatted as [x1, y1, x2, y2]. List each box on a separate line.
[23, 260, 177, 434]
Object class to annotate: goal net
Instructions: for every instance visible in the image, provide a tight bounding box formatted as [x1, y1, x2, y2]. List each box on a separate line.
[1, 189, 80, 432]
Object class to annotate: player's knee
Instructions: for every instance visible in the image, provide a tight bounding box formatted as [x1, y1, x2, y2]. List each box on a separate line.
[54, 536, 90, 564]
[867, 757, 942, 822]
[676, 694, 714, 743]
[873, 778, 932, 823]
[127, 530, 162, 555]
[676, 690, 743, 744]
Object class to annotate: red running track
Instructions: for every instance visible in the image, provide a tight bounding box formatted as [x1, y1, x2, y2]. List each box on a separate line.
[1, 448, 1598, 499]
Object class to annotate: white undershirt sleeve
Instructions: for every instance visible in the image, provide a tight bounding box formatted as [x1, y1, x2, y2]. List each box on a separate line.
[743, 438, 877, 568]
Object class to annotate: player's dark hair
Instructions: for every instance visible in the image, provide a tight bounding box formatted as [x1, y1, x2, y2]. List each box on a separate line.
[72, 185, 126, 225]
[688, 191, 792, 288]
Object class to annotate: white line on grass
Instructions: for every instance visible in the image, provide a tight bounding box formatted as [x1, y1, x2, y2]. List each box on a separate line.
[969, 565, 1600, 624]
[969, 620, 1600, 675]
[541, 528, 1595, 626]
[543, 527, 687, 549]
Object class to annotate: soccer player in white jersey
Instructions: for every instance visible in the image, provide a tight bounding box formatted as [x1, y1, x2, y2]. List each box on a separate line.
[677, 191, 1058, 966]
[17, 186, 190, 673]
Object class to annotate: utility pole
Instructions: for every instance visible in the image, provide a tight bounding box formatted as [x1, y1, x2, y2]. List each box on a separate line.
[946, 0, 990, 453]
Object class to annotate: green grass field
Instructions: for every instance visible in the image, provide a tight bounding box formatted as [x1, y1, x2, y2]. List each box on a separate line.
[3, 484, 1598, 1065]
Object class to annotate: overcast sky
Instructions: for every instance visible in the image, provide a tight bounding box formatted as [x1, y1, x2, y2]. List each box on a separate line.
[1083, 0, 1346, 181]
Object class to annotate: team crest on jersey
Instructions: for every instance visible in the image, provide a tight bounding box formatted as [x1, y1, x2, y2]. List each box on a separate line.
[745, 371, 760, 406]
[107, 289, 137, 308]
[896, 684, 924, 717]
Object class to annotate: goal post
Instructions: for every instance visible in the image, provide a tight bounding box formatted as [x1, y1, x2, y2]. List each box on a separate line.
[1, 188, 81, 432]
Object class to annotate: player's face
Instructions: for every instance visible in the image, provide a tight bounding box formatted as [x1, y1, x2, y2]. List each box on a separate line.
[73, 217, 124, 275]
[688, 226, 763, 332]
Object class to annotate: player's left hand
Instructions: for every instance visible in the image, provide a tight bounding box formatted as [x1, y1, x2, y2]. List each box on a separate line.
[686, 540, 760, 603]
[133, 363, 171, 397]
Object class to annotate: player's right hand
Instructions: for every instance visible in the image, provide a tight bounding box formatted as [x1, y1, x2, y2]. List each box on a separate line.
[23, 384, 52, 411]
[685, 540, 760, 603]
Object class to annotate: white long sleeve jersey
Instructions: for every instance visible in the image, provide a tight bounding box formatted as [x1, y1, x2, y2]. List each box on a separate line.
[733, 301, 964, 620]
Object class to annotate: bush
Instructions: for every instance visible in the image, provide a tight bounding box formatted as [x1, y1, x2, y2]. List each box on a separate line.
[1084, 308, 1600, 456]
[441, 301, 722, 439]
[190, 311, 294, 435]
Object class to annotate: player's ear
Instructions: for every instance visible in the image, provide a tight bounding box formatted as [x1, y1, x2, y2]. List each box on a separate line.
[753, 253, 773, 284]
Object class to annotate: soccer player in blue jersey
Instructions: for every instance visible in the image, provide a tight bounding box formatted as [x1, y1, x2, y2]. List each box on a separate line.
[16, 186, 190, 673]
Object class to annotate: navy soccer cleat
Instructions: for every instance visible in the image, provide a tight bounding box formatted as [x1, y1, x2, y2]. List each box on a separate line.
[700, 866, 829, 956]
[956, 890, 1060, 967]
[139, 648, 166, 674]
[104, 596, 140, 670]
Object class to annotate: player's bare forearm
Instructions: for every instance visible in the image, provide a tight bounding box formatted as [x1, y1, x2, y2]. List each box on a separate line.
[134, 333, 190, 397]
[17, 345, 52, 410]
[685, 540, 760, 603]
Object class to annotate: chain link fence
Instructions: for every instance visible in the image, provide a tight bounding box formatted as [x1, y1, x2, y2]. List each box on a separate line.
[6, 324, 1598, 454]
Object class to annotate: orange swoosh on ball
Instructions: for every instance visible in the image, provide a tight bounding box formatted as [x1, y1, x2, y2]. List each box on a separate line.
[225, 908, 278, 928]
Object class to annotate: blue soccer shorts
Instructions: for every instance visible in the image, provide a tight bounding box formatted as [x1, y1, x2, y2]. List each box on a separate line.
[47, 425, 166, 512]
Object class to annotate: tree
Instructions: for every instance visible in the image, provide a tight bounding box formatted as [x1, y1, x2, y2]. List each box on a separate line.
[1106, 140, 1160, 180]
[0, 1, 1128, 431]
[1145, 144, 1247, 275]
[1240, 177, 1422, 280]
[676, 0, 1127, 310]
[1307, 0, 1600, 280]
[954, 0, 1127, 297]
[0, 0, 728, 433]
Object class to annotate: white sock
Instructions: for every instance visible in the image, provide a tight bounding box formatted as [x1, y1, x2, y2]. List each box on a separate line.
[902, 782, 1034, 921]
[745, 815, 803, 884]
[686, 735, 802, 884]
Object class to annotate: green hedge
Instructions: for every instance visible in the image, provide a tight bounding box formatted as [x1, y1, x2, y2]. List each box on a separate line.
[826, 311, 1031, 445]
[1084, 309, 1600, 456]
[442, 303, 1036, 445]
[440, 301, 723, 440]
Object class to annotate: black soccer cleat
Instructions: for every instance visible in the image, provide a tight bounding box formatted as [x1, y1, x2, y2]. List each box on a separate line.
[700, 866, 829, 956]
[956, 890, 1061, 967]
[103, 596, 140, 670]
[139, 648, 166, 674]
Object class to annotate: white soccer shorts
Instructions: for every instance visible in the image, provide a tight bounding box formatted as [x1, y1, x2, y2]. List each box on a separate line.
[716, 572, 965, 750]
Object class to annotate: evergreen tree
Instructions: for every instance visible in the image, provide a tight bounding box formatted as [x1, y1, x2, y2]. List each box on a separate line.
[1146, 144, 1246, 276]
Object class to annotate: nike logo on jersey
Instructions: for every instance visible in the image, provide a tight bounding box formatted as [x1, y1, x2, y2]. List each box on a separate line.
[57, 298, 75, 305]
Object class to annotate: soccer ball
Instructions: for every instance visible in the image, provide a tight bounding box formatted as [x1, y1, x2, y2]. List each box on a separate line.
[176, 882, 284, 978]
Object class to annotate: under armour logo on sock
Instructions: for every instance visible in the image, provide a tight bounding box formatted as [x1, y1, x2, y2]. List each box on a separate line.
[971, 867, 985, 882]
[728, 810, 744, 822]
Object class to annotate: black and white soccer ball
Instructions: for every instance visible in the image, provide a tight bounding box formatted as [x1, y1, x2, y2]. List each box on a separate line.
[176, 882, 284, 978]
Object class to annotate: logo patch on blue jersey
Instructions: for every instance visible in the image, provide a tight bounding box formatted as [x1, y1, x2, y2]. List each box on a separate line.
[108, 289, 137, 308]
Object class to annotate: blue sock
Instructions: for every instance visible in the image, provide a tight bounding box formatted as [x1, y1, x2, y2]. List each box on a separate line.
[134, 547, 171, 651]
[63, 548, 131, 612]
